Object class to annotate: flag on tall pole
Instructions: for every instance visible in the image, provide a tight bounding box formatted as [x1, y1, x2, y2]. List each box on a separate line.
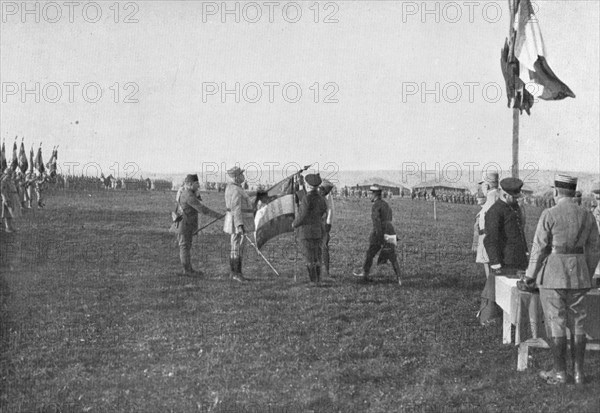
[28, 145, 35, 174]
[10, 137, 18, 171]
[0, 140, 6, 172]
[47, 146, 58, 177]
[18, 138, 28, 174]
[501, 0, 575, 115]
[35, 143, 45, 174]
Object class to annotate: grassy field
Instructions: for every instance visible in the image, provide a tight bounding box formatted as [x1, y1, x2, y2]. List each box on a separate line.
[1, 189, 599, 413]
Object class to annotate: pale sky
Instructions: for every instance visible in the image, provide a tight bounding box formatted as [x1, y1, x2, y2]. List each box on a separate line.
[1, 0, 598, 178]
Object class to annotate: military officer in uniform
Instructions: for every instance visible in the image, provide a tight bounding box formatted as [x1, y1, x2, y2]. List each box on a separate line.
[1, 168, 19, 232]
[476, 171, 500, 279]
[354, 185, 401, 283]
[591, 181, 600, 286]
[175, 174, 223, 276]
[478, 177, 528, 325]
[224, 166, 255, 282]
[292, 173, 328, 283]
[523, 175, 600, 385]
[319, 179, 335, 278]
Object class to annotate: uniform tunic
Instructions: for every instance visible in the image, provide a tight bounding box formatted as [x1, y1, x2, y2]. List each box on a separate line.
[363, 198, 398, 272]
[177, 188, 222, 249]
[292, 189, 327, 265]
[223, 182, 255, 259]
[526, 198, 600, 337]
[483, 199, 528, 270]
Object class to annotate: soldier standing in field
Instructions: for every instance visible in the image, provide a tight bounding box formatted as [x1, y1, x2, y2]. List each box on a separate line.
[319, 179, 335, 278]
[175, 174, 223, 277]
[591, 181, 600, 284]
[354, 185, 401, 284]
[522, 175, 600, 385]
[223, 166, 255, 282]
[478, 177, 528, 326]
[1, 168, 20, 232]
[292, 173, 328, 283]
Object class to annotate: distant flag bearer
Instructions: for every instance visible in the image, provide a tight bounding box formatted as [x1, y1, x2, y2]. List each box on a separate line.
[18, 138, 28, 174]
[10, 137, 18, 171]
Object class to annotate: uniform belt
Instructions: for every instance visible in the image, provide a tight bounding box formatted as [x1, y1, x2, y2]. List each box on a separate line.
[225, 208, 254, 213]
[551, 246, 584, 254]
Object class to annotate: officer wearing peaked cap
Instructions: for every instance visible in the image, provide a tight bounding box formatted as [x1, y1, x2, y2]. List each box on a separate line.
[354, 185, 401, 284]
[292, 173, 328, 283]
[224, 166, 256, 282]
[523, 174, 599, 385]
[478, 177, 528, 325]
[175, 174, 224, 276]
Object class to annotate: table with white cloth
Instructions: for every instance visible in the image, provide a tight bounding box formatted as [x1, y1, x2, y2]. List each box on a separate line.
[494, 276, 600, 370]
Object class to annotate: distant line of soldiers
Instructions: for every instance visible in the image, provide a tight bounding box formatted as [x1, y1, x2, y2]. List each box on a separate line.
[337, 186, 396, 200]
[1, 138, 58, 233]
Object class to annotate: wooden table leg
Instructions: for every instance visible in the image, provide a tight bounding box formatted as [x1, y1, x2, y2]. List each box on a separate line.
[503, 311, 512, 344]
[517, 343, 529, 371]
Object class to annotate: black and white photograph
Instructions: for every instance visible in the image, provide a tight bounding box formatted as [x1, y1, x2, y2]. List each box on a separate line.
[1, 1, 599, 411]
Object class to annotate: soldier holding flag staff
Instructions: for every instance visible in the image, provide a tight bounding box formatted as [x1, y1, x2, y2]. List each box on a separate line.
[223, 166, 255, 282]
[175, 174, 223, 277]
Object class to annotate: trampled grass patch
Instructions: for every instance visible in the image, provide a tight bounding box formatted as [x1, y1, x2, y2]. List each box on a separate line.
[1, 190, 599, 412]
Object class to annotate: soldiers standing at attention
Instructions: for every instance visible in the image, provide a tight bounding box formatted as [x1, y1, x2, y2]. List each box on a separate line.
[319, 179, 335, 278]
[175, 174, 223, 277]
[292, 173, 328, 283]
[522, 175, 599, 385]
[223, 166, 256, 282]
[1, 168, 20, 232]
[354, 185, 401, 284]
[479, 177, 528, 326]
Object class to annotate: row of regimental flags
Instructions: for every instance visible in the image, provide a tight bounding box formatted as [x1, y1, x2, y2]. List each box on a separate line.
[0, 137, 58, 177]
[501, 0, 575, 115]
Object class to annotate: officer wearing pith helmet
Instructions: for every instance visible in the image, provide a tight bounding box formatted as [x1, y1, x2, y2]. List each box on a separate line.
[224, 166, 255, 282]
[523, 174, 599, 385]
[292, 173, 328, 283]
[354, 184, 401, 283]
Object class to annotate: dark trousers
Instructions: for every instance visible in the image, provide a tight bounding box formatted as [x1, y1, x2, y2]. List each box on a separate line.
[321, 228, 331, 271]
[363, 232, 384, 274]
[300, 238, 322, 265]
[177, 231, 193, 270]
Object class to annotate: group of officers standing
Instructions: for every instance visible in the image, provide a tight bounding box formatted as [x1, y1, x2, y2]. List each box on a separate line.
[172, 167, 400, 284]
[473, 171, 600, 386]
[173, 166, 600, 386]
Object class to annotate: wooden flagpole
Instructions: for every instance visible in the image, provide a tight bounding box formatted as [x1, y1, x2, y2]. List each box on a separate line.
[509, 0, 519, 179]
[512, 107, 520, 178]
